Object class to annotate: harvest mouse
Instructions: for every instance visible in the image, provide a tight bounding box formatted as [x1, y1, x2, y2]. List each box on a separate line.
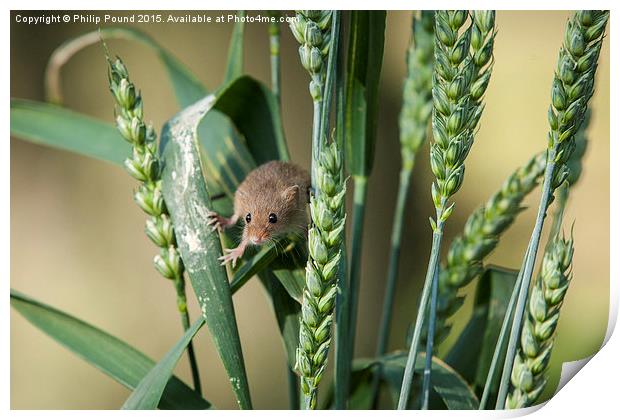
[207, 161, 311, 267]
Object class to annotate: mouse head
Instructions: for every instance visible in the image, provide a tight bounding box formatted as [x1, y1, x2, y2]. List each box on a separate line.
[242, 185, 303, 245]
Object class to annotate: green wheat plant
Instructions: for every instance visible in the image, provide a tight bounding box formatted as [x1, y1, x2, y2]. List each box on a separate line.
[506, 234, 574, 409]
[295, 143, 346, 409]
[106, 53, 202, 394]
[9, 9, 608, 411]
[399, 10, 494, 410]
[492, 10, 609, 409]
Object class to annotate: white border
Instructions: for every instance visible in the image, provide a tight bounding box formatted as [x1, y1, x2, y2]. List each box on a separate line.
[3, 1, 618, 418]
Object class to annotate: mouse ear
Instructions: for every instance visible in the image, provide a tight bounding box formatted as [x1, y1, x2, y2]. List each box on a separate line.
[282, 185, 300, 203]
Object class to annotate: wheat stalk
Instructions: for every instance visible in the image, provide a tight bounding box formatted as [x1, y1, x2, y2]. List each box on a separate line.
[373, 11, 434, 406]
[506, 234, 574, 408]
[290, 10, 333, 185]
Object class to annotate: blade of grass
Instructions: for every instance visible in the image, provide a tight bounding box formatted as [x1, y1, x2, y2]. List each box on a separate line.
[223, 11, 245, 84]
[258, 271, 301, 370]
[122, 317, 206, 409]
[229, 243, 280, 294]
[160, 95, 252, 409]
[287, 365, 300, 410]
[211, 76, 289, 163]
[10, 289, 211, 409]
[10, 99, 128, 165]
[353, 352, 479, 409]
[443, 267, 519, 397]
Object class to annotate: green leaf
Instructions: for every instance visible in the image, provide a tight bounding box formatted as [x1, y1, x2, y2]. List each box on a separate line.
[13, 25, 208, 166]
[321, 357, 375, 410]
[230, 243, 280, 294]
[123, 318, 206, 409]
[45, 26, 206, 108]
[324, 351, 478, 409]
[345, 11, 386, 177]
[270, 267, 305, 304]
[10, 99, 128, 166]
[10, 289, 211, 410]
[223, 12, 245, 84]
[258, 272, 301, 369]
[212, 76, 290, 164]
[356, 352, 479, 410]
[160, 95, 252, 409]
[445, 266, 519, 396]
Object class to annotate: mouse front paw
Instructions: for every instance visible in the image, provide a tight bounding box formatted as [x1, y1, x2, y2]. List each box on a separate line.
[218, 247, 245, 268]
[207, 211, 232, 232]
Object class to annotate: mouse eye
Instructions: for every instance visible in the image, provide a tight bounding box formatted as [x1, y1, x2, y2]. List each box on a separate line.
[268, 213, 277, 224]
[245, 213, 251, 224]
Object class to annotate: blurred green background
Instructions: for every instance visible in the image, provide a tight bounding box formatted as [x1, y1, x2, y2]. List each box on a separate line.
[10, 10, 610, 409]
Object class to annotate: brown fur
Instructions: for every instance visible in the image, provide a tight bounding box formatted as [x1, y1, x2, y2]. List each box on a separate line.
[234, 161, 310, 245]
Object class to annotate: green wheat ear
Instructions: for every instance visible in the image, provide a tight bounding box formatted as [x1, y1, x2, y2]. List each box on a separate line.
[295, 142, 346, 409]
[506, 233, 574, 409]
[106, 54, 201, 392]
[399, 10, 434, 170]
[290, 10, 333, 101]
[107, 56, 184, 295]
[547, 11, 608, 190]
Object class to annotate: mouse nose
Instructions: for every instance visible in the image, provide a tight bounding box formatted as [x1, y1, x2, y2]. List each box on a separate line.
[250, 232, 268, 245]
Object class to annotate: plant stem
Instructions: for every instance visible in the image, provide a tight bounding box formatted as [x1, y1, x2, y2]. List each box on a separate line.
[174, 275, 202, 395]
[320, 11, 340, 139]
[333, 21, 349, 408]
[421, 262, 439, 409]
[371, 167, 413, 406]
[479, 258, 524, 409]
[398, 209, 445, 409]
[347, 175, 369, 365]
[334, 272, 350, 409]
[495, 150, 556, 409]
[268, 18, 281, 106]
[547, 181, 569, 244]
[287, 365, 299, 410]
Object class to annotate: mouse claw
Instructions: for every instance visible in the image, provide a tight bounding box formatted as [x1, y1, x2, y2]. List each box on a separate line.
[207, 211, 235, 232]
[219, 247, 243, 268]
